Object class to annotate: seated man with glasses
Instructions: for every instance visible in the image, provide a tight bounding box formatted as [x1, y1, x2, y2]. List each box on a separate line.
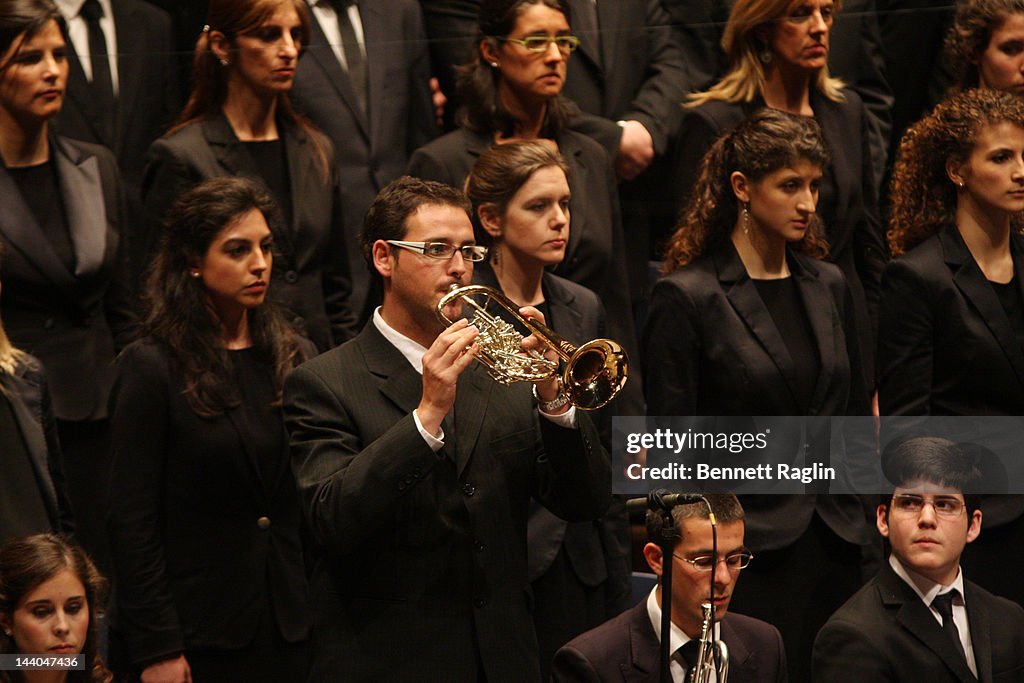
[813, 437, 1024, 682]
[551, 493, 787, 682]
[284, 176, 610, 682]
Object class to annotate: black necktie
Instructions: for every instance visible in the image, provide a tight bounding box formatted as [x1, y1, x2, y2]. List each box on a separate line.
[329, 0, 367, 115]
[932, 590, 971, 668]
[80, 0, 115, 143]
[677, 639, 700, 675]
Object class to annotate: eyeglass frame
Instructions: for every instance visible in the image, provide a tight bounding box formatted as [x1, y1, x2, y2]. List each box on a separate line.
[671, 551, 754, 572]
[499, 34, 581, 54]
[385, 240, 489, 262]
[889, 493, 966, 518]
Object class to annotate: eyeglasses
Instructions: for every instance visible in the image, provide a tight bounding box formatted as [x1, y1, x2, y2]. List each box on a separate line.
[500, 35, 581, 54]
[672, 552, 754, 572]
[890, 494, 965, 518]
[386, 240, 488, 262]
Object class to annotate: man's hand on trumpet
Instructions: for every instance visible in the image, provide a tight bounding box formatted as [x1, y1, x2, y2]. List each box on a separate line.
[520, 306, 571, 415]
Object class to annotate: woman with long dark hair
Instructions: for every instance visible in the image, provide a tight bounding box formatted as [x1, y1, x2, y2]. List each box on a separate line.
[108, 177, 311, 683]
[648, 109, 872, 683]
[140, 0, 355, 352]
[465, 141, 631, 678]
[406, 0, 639, 408]
[0, 534, 111, 683]
[675, 0, 886, 383]
[945, 0, 1024, 94]
[0, 0, 133, 574]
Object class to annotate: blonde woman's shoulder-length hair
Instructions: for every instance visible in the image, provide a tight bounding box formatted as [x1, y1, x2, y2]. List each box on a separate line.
[688, 0, 846, 107]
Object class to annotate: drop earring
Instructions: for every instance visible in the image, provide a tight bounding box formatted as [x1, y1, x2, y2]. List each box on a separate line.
[742, 203, 751, 235]
[759, 49, 772, 65]
[220, 58, 229, 67]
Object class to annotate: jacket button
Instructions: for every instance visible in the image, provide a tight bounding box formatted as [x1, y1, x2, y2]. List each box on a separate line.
[284, 270, 299, 284]
[474, 541, 485, 553]
[43, 318, 55, 330]
[474, 598, 486, 608]
[257, 516, 271, 530]
[462, 482, 476, 497]
[397, 481, 407, 492]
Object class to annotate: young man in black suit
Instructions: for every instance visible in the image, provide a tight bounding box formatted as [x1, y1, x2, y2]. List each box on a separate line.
[283, 177, 610, 682]
[813, 437, 1024, 682]
[551, 494, 787, 682]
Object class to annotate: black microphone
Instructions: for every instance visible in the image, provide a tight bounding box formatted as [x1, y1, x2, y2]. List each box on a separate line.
[626, 490, 705, 514]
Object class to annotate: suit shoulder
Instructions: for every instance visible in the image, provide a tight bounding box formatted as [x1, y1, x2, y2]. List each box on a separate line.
[560, 128, 611, 161]
[546, 272, 601, 308]
[559, 602, 646, 659]
[966, 580, 1024, 622]
[410, 129, 474, 164]
[886, 234, 944, 279]
[57, 136, 117, 165]
[798, 253, 847, 287]
[683, 100, 745, 132]
[122, 0, 173, 28]
[724, 611, 783, 641]
[653, 259, 719, 300]
[151, 122, 205, 154]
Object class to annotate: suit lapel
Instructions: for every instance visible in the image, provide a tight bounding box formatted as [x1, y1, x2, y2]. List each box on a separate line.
[965, 582, 994, 683]
[624, 602, 660, 681]
[52, 137, 107, 278]
[61, 25, 111, 146]
[202, 115, 256, 177]
[0, 163, 76, 289]
[306, 5, 370, 139]
[224, 407, 269, 498]
[454, 365, 492, 477]
[543, 274, 584, 344]
[879, 564, 979, 682]
[942, 226, 1024, 387]
[558, 134, 588, 268]
[2, 372, 60, 524]
[716, 243, 801, 405]
[357, 324, 425, 416]
[720, 618, 754, 675]
[791, 255, 839, 411]
[571, 0, 603, 73]
[596, 0, 622, 76]
[112, 0, 143, 151]
[360, 4, 387, 148]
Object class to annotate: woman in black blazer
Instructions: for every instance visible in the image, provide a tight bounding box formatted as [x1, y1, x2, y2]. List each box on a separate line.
[0, 0, 133, 573]
[109, 178, 311, 683]
[881, 88, 1024, 606]
[141, 0, 355, 352]
[646, 110, 873, 683]
[465, 141, 631, 679]
[406, 0, 638, 406]
[674, 0, 887, 382]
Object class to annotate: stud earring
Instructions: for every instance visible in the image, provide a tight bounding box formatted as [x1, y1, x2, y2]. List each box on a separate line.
[490, 61, 499, 68]
[190, 270, 201, 279]
[220, 58, 229, 67]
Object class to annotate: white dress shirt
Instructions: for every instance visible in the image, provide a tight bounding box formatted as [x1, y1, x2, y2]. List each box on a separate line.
[309, 0, 366, 71]
[54, 0, 120, 95]
[646, 587, 721, 683]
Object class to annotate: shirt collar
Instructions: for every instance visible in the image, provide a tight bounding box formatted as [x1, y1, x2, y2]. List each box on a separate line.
[890, 554, 967, 607]
[646, 587, 720, 653]
[372, 307, 428, 374]
[53, 0, 111, 19]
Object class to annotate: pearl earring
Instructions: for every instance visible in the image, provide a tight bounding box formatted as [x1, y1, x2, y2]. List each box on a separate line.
[190, 271, 201, 279]
[490, 61, 499, 68]
[742, 203, 751, 235]
[220, 58, 229, 67]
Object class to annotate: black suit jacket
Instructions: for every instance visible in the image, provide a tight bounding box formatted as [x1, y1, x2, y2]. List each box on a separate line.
[0, 135, 133, 421]
[673, 92, 887, 380]
[813, 562, 1024, 682]
[878, 225, 1024, 416]
[406, 127, 642, 413]
[643, 242, 873, 551]
[140, 114, 356, 350]
[0, 355, 75, 540]
[551, 600, 787, 682]
[54, 0, 179, 187]
[107, 339, 309, 666]
[283, 321, 611, 682]
[291, 0, 437, 314]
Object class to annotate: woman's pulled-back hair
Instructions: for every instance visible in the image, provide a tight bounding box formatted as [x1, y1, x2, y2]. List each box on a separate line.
[465, 140, 569, 249]
[888, 88, 1024, 256]
[456, 0, 579, 137]
[946, 0, 1024, 91]
[141, 176, 302, 417]
[0, 0, 59, 71]
[0, 534, 111, 683]
[662, 108, 830, 274]
[688, 0, 845, 107]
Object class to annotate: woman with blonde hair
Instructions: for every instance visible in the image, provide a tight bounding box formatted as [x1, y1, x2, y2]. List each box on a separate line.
[674, 0, 885, 383]
[140, 0, 355, 352]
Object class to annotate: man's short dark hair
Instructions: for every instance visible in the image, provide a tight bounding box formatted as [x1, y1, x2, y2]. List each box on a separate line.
[645, 493, 745, 546]
[360, 176, 472, 265]
[881, 436, 983, 518]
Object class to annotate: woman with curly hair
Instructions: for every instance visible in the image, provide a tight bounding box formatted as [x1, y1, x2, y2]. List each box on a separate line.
[647, 109, 872, 683]
[0, 534, 111, 683]
[674, 0, 886, 385]
[108, 177, 312, 682]
[945, 0, 1024, 93]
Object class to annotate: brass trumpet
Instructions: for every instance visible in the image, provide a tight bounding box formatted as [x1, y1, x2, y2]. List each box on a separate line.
[435, 284, 628, 410]
[690, 602, 729, 683]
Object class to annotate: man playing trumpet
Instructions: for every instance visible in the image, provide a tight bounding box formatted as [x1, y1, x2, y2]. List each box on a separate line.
[551, 494, 787, 682]
[283, 176, 610, 682]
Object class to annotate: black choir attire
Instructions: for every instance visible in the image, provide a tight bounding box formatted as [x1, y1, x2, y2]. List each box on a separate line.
[0, 135, 132, 572]
[140, 114, 356, 351]
[407, 127, 643, 415]
[878, 224, 1024, 607]
[474, 264, 632, 679]
[108, 339, 310, 681]
[643, 240, 875, 683]
[0, 355, 75, 545]
[673, 92, 888, 382]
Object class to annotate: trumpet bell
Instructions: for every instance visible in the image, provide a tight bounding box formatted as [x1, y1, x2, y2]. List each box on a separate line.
[568, 339, 628, 410]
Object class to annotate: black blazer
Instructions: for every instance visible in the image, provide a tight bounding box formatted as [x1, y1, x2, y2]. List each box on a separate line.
[0, 355, 75, 540]
[140, 114, 356, 350]
[813, 561, 1024, 682]
[0, 136, 133, 421]
[673, 92, 888, 379]
[551, 600, 788, 682]
[54, 0, 179, 186]
[107, 339, 309, 666]
[283, 321, 611, 682]
[878, 225, 1024, 416]
[291, 0, 438, 313]
[406, 126, 641, 411]
[643, 242, 873, 550]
